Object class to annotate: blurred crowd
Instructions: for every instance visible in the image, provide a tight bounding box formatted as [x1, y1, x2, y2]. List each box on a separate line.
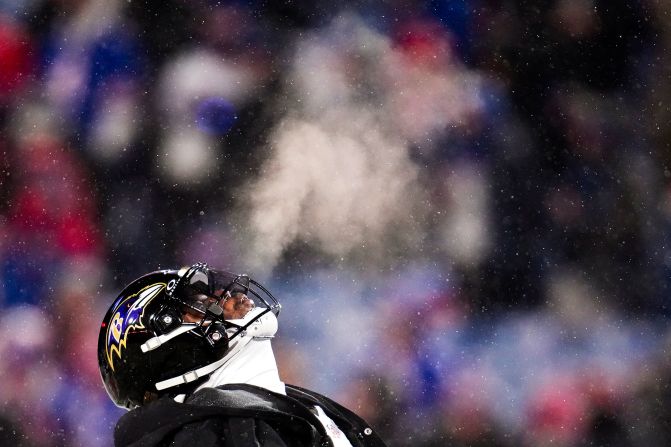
[1, 0, 671, 446]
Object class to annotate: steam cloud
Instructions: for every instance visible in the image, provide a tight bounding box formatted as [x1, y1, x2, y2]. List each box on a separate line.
[239, 14, 490, 275]
[245, 108, 424, 273]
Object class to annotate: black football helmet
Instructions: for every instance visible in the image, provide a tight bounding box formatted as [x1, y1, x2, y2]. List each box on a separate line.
[97, 262, 280, 409]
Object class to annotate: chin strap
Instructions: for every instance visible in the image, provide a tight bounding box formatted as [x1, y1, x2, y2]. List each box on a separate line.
[155, 353, 232, 390]
[152, 308, 277, 392]
[154, 329, 255, 391]
[141, 321, 229, 391]
[141, 325, 198, 353]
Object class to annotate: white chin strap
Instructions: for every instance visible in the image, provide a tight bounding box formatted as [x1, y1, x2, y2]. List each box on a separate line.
[152, 308, 278, 392]
[155, 352, 231, 391]
[140, 324, 197, 353]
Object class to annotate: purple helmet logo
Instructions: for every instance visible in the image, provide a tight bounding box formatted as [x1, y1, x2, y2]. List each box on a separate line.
[105, 283, 165, 371]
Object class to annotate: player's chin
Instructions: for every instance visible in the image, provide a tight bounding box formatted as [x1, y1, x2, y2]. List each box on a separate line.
[239, 297, 255, 312]
[229, 298, 255, 319]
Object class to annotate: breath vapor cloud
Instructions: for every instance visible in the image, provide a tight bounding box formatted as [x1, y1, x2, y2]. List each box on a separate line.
[239, 14, 490, 274]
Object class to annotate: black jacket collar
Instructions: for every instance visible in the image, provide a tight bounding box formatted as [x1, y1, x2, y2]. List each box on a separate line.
[115, 383, 386, 447]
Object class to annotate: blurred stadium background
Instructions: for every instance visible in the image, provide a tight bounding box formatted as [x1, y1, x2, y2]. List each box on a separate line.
[1, 0, 671, 446]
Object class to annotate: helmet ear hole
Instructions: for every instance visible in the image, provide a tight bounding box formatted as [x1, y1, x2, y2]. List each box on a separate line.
[151, 307, 182, 334]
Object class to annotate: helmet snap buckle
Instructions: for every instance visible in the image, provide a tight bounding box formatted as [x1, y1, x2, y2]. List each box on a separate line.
[210, 331, 223, 342]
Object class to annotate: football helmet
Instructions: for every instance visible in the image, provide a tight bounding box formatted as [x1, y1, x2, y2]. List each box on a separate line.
[97, 262, 280, 409]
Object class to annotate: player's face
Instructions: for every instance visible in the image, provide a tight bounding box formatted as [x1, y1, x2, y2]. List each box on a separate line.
[183, 291, 255, 323]
[222, 292, 255, 319]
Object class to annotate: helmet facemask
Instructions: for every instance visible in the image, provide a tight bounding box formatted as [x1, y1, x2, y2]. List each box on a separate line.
[173, 263, 279, 332]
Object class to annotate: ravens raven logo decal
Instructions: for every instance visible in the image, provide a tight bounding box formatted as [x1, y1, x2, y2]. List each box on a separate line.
[105, 283, 165, 371]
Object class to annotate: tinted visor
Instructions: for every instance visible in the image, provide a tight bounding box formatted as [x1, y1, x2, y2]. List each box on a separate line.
[182, 269, 249, 297]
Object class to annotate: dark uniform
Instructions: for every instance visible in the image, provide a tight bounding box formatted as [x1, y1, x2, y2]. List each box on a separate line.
[115, 384, 386, 447]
